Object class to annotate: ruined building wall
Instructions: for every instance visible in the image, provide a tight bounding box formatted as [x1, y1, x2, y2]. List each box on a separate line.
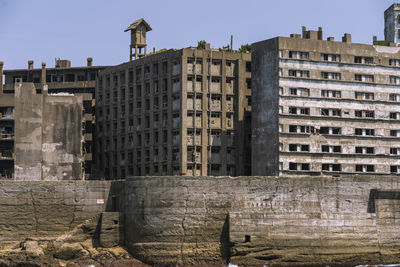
[96, 48, 251, 179]
[41, 93, 83, 180]
[14, 82, 84, 180]
[14, 82, 43, 180]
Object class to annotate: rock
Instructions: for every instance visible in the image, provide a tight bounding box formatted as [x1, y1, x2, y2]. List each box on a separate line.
[22, 240, 44, 257]
[53, 243, 86, 260]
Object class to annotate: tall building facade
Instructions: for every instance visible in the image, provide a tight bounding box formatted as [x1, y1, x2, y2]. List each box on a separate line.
[1, 59, 106, 179]
[95, 47, 251, 179]
[252, 25, 400, 176]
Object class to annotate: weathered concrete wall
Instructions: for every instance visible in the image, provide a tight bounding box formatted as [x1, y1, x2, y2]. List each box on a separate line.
[14, 82, 43, 180]
[42, 93, 83, 180]
[118, 175, 400, 266]
[14, 82, 84, 180]
[0, 180, 111, 245]
[2, 176, 400, 266]
[251, 39, 279, 176]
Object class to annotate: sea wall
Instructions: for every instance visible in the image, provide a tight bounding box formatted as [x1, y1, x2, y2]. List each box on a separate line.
[119, 175, 400, 266]
[2, 176, 400, 266]
[0, 181, 111, 245]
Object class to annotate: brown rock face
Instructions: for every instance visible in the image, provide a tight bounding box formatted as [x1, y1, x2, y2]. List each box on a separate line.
[53, 243, 86, 260]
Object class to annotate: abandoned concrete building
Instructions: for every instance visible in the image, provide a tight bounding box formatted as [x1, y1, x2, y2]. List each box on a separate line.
[95, 19, 251, 178]
[1, 59, 107, 179]
[252, 4, 400, 176]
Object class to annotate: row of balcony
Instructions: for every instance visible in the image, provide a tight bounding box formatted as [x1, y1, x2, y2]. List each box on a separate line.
[186, 115, 234, 129]
[186, 63, 236, 76]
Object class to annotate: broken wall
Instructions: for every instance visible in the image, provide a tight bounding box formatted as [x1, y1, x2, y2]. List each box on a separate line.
[14, 82, 84, 180]
[42, 93, 83, 180]
[14, 82, 43, 180]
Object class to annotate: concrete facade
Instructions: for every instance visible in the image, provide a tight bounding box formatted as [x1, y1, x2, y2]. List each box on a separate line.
[2, 59, 107, 179]
[252, 27, 400, 176]
[95, 47, 251, 178]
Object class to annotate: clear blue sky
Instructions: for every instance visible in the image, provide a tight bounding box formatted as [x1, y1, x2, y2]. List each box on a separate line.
[0, 0, 397, 69]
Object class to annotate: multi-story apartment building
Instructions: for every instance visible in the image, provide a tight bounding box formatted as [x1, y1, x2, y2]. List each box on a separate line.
[1, 59, 106, 179]
[95, 20, 251, 179]
[252, 5, 400, 176]
[0, 62, 14, 178]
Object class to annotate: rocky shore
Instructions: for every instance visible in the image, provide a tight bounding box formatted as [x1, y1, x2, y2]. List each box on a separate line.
[0, 216, 149, 267]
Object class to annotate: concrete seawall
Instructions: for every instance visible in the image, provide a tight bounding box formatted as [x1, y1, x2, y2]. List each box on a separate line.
[118, 175, 400, 266]
[1, 176, 400, 266]
[0, 181, 111, 245]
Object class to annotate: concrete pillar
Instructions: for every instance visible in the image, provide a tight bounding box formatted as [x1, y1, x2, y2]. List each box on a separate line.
[87, 57, 93, 67]
[342, 33, 352, 43]
[41, 62, 46, 85]
[318, 27, 323, 40]
[0, 61, 3, 95]
[28, 60, 34, 70]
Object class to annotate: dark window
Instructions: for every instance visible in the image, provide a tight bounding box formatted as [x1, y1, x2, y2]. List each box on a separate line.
[289, 107, 297, 114]
[320, 127, 329, 134]
[322, 164, 329, 171]
[332, 164, 341, 171]
[355, 129, 363, 135]
[365, 111, 374, 118]
[356, 165, 363, 172]
[245, 61, 251, 72]
[365, 129, 374, 136]
[332, 128, 341, 134]
[391, 166, 398, 173]
[301, 163, 310, 171]
[366, 165, 374, 172]
[333, 146, 341, 153]
[321, 145, 329, 152]
[289, 125, 297, 133]
[355, 147, 363, 153]
[321, 109, 329, 116]
[301, 145, 309, 151]
[332, 109, 341, 116]
[300, 108, 309, 115]
[289, 144, 297, 151]
[246, 79, 251, 89]
[366, 147, 374, 154]
[289, 162, 297, 170]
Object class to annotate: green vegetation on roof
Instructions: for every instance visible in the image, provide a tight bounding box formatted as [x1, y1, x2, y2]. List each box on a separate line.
[197, 40, 207, 50]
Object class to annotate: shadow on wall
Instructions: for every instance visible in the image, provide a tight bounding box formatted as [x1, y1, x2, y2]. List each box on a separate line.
[220, 214, 233, 264]
[367, 189, 400, 213]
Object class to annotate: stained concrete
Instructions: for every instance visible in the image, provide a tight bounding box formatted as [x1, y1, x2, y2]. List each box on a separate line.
[2, 176, 400, 266]
[14, 81, 84, 180]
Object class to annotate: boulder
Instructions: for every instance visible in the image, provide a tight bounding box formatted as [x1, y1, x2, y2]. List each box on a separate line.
[53, 243, 87, 260]
[22, 240, 44, 257]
